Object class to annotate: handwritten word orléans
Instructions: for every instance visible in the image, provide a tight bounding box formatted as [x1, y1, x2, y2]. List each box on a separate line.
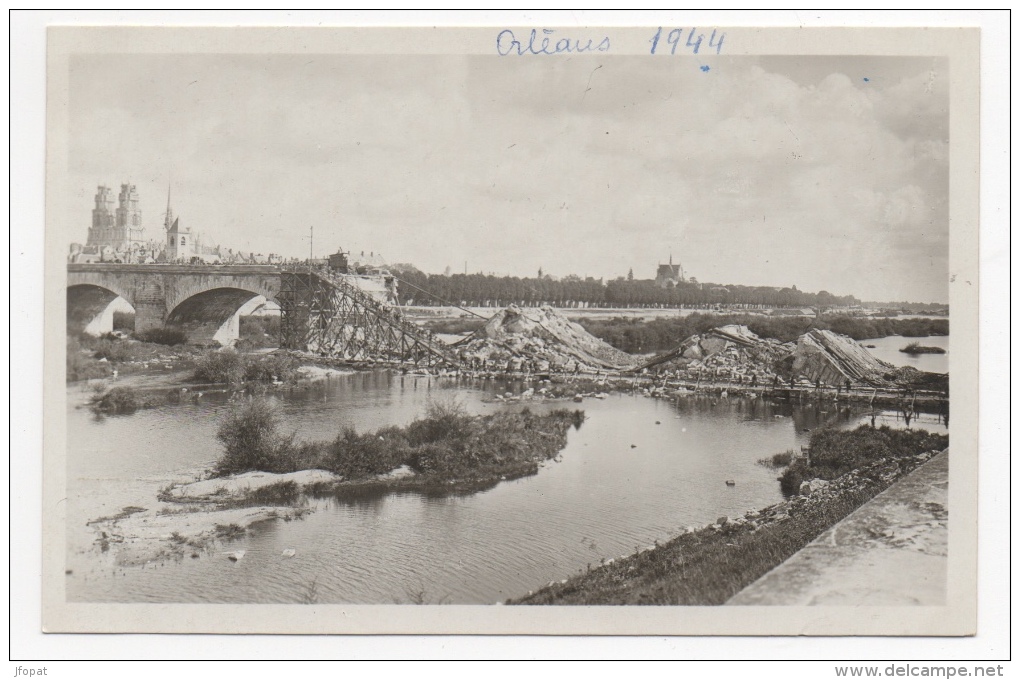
[496, 29, 610, 56]
[649, 27, 724, 55]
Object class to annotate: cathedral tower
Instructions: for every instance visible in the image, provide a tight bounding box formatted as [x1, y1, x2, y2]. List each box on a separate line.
[87, 185, 116, 247]
[116, 183, 144, 244]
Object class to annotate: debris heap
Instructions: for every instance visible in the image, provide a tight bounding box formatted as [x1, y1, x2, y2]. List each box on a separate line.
[638, 325, 792, 384]
[779, 329, 896, 387]
[454, 305, 638, 372]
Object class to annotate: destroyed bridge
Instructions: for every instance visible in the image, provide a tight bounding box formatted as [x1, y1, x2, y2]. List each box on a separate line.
[66, 263, 456, 368]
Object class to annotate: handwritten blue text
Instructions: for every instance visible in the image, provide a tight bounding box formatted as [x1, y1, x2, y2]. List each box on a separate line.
[497, 29, 611, 56]
[649, 27, 725, 56]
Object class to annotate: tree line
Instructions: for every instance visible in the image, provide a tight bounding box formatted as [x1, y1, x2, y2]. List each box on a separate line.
[390, 268, 860, 310]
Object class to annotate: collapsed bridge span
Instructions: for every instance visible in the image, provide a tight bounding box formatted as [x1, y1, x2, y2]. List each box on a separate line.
[278, 267, 459, 368]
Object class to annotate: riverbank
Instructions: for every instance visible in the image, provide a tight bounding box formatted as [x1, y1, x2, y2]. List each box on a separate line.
[728, 450, 948, 606]
[510, 429, 947, 605]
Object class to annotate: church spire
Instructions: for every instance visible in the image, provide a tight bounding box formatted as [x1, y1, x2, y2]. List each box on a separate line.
[163, 173, 173, 232]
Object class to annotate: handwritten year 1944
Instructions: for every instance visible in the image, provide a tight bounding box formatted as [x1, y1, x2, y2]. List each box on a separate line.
[649, 27, 724, 56]
[495, 27, 724, 57]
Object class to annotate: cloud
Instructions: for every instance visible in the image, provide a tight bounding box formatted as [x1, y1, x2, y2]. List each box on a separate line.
[64, 54, 948, 302]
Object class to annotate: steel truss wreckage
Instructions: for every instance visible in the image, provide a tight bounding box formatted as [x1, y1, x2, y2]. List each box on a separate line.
[278, 267, 459, 369]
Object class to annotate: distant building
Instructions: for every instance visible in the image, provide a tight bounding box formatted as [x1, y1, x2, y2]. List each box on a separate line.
[71, 181, 223, 264]
[164, 205, 193, 261]
[85, 183, 146, 251]
[655, 255, 685, 288]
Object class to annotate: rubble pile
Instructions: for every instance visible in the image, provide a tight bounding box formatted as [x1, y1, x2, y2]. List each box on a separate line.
[639, 325, 793, 384]
[779, 329, 896, 387]
[641, 325, 945, 389]
[883, 365, 950, 391]
[454, 305, 638, 372]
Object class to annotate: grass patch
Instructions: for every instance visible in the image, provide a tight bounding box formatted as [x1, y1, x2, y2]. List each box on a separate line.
[212, 396, 584, 490]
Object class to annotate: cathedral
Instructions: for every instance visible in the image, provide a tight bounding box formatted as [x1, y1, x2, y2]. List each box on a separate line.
[70, 182, 221, 264]
[85, 183, 147, 251]
[655, 255, 685, 288]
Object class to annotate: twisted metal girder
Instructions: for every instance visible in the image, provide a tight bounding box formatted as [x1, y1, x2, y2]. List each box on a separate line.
[279, 267, 458, 368]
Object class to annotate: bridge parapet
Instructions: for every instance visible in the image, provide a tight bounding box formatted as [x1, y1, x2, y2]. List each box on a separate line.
[68, 263, 281, 275]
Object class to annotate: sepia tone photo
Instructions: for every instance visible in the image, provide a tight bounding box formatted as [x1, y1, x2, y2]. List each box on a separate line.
[41, 25, 980, 636]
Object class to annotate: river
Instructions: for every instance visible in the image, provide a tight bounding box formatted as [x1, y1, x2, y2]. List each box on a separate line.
[859, 335, 949, 374]
[65, 341, 948, 605]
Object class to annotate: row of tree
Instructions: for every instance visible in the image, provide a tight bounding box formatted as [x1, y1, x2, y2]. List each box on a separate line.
[389, 268, 860, 310]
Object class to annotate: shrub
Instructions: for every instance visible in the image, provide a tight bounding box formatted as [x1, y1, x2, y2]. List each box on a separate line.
[91, 386, 157, 414]
[195, 350, 299, 384]
[243, 354, 299, 383]
[90, 338, 136, 362]
[757, 450, 794, 469]
[214, 397, 292, 475]
[135, 327, 188, 346]
[195, 350, 246, 384]
[66, 336, 112, 382]
[405, 398, 472, 447]
[325, 426, 411, 478]
[238, 315, 281, 348]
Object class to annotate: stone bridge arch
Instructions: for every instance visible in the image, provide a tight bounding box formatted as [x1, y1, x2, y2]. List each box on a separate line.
[67, 281, 136, 336]
[161, 273, 280, 346]
[166, 287, 277, 346]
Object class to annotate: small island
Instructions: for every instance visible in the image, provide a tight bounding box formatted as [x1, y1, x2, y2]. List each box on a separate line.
[900, 341, 947, 355]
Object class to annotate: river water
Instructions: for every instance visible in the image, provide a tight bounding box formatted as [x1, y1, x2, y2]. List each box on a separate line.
[65, 337, 948, 605]
[859, 335, 949, 374]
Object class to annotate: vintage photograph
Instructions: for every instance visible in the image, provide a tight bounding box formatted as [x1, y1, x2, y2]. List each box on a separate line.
[41, 25, 980, 635]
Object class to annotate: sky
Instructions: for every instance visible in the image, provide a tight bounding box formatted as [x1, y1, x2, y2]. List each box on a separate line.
[64, 53, 949, 302]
